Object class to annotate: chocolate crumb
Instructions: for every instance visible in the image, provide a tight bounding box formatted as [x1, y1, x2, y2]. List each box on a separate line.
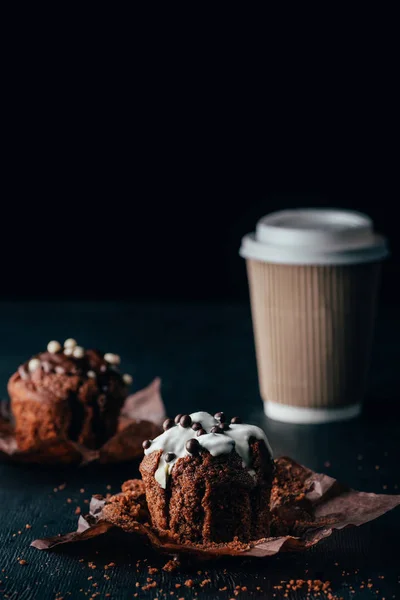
[142, 582, 157, 591]
[18, 559, 27, 565]
[163, 560, 180, 572]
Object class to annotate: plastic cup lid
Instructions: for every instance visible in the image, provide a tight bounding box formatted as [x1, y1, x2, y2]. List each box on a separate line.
[239, 208, 389, 265]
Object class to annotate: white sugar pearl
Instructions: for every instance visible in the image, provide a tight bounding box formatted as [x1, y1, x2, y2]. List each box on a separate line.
[72, 346, 85, 359]
[104, 353, 121, 365]
[123, 373, 133, 385]
[64, 338, 77, 349]
[64, 348, 73, 356]
[28, 358, 41, 372]
[47, 340, 62, 354]
[87, 370, 96, 378]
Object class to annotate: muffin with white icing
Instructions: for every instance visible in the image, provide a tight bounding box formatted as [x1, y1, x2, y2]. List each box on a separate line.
[139, 411, 274, 544]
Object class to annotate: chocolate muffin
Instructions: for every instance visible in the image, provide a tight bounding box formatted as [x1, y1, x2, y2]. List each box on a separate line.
[139, 411, 274, 544]
[8, 339, 133, 451]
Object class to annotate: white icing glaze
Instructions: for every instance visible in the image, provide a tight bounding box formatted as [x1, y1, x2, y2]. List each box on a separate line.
[144, 411, 272, 489]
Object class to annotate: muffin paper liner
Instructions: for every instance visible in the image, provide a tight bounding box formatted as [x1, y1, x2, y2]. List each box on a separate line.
[31, 456, 400, 559]
[0, 378, 165, 465]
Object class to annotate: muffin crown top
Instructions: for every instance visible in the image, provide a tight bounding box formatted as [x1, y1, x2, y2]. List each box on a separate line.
[16, 339, 133, 387]
[144, 411, 272, 488]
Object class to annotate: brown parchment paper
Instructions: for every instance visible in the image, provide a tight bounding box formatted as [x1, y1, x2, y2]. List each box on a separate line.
[0, 378, 165, 465]
[31, 457, 400, 559]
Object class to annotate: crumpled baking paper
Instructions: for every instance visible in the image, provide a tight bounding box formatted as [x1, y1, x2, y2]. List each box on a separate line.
[31, 456, 400, 559]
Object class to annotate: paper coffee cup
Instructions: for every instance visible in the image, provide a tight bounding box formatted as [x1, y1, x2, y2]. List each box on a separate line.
[240, 209, 389, 424]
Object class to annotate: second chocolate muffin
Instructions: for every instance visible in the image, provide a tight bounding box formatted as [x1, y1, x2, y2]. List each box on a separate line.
[140, 411, 274, 544]
[8, 339, 132, 451]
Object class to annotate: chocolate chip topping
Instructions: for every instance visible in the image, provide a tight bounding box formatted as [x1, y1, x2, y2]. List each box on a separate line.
[18, 347, 126, 388]
[163, 418, 175, 431]
[174, 413, 183, 424]
[214, 411, 226, 423]
[41, 361, 52, 374]
[18, 366, 29, 381]
[231, 416, 242, 424]
[185, 438, 200, 455]
[210, 425, 224, 434]
[142, 440, 152, 450]
[179, 414, 192, 428]
[143, 411, 273, 490]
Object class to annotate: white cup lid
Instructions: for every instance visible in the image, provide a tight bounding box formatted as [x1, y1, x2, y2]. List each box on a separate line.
[240, 208, 388, 265]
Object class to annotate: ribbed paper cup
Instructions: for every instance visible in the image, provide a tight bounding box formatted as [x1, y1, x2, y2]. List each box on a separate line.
[240, 209, 389, 423]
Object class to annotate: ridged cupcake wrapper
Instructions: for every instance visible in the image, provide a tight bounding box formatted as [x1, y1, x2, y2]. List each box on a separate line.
[31, 456, 400, 560]
[246, 260, 381, 410]
[0, 378, 165, 465]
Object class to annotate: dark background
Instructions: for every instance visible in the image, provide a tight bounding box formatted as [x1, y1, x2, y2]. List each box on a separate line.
[1, 32, 398, 305]
[1, 170, 398, 305]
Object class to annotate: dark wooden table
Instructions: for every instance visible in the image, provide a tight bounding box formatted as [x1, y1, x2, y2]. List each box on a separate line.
[0, 301, 399, 600]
